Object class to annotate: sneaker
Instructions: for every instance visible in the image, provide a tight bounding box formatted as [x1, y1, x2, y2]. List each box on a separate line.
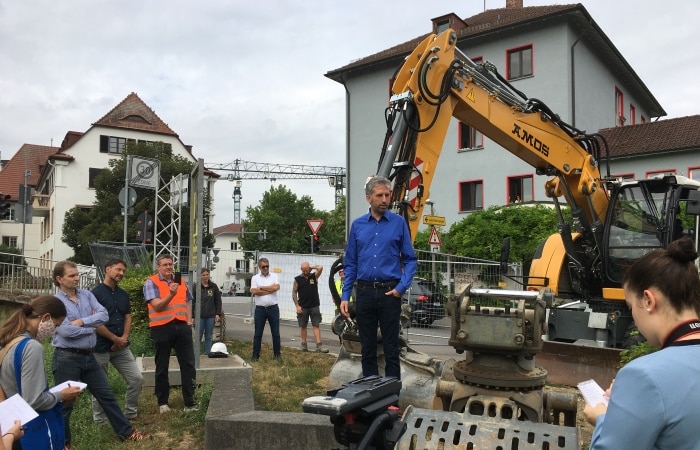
[184, 405, 199, 412]
[301, 342, 308, 352]
[159, 404, 171, 414]
[316, 343, 329, 353]
[124, 429, 151, 441]
[250, 357, 259, 362]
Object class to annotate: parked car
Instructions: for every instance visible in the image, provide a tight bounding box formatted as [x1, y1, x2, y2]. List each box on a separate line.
[402, 278, 446, 326]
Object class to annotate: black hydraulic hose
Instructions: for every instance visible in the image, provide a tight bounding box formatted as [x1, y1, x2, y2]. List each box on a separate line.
[356, 410, 400, 450]
[592, 133, 612, 179]
[328, 257, 344, 309]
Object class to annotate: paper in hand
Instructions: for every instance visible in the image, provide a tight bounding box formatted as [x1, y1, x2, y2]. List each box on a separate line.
[0, 394, 39, 433]
[577, 379, 609, 407]
[49, 380, 87, 394]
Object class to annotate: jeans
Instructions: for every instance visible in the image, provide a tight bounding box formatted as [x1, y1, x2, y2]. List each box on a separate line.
[253, 305, 281, 359]
[199, 317, 216, 354]
[92, 347, 144, 421]
[52, 349, 132, 444]
[354, 283, 402, 379]
[150, 320, 197, 407]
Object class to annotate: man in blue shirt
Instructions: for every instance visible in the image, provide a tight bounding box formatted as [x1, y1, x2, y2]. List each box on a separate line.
[340, 176, 417, 379]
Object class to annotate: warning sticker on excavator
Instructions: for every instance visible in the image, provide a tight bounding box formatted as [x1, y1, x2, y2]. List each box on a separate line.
[466, 89, 476, 103]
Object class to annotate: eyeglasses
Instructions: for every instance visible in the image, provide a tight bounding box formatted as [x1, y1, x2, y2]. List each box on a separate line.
[259, 265, 269, 269]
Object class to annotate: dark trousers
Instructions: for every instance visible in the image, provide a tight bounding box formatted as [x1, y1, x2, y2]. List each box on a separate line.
[150, 320, 197, 407]
[52, 349, 132, 443]
[253, 304, 281, 358]
[354, 283, 402, 379]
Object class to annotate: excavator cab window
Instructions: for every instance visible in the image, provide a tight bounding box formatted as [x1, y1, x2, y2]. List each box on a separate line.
[605, 184, 664, 282]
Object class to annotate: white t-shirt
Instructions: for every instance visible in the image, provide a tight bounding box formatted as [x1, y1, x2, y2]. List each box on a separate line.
[251, 272, 279, 307]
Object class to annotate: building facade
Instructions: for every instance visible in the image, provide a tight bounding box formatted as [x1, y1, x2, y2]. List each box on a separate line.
[0, 92, 217, 267]
[326, 3, 681, 231]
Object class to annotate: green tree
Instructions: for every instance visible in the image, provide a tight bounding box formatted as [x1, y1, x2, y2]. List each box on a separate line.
[443, 204, 568, 270]
[62, 141, 215, 265]
[240, 185, 344, 254]
[316, 195, 346, 247]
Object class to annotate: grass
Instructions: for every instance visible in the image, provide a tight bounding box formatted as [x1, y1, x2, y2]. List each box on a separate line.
[41, 336, 334, 449]
[226, 339, 336, 412]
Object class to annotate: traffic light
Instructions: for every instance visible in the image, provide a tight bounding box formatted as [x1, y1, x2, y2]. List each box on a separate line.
[0, 193, 11, 220]
[305, 235, 313, 253]
[313, 234, 321, 253]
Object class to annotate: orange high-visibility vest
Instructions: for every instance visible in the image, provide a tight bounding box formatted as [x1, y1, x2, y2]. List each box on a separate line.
[147, 274, 189, 327]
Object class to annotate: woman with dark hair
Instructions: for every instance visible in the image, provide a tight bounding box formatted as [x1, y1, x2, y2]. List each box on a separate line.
[584, 238, 700, 448]
[0, 296, 82, 449]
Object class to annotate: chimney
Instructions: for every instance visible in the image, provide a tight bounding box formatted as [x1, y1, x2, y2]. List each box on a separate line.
[506, 0, 524, 8]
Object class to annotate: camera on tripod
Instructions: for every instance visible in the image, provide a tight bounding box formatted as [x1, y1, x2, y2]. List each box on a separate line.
[303, 375, 406, 450]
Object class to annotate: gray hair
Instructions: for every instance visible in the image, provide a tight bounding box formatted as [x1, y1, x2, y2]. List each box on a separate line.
[364, 176, 392, 196]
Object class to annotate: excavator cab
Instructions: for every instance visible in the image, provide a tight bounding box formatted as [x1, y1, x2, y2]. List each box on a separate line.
[603, 175, 700, 285]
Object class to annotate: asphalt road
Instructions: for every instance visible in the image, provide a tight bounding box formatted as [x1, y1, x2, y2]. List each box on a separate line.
[221, 296, 459, 361]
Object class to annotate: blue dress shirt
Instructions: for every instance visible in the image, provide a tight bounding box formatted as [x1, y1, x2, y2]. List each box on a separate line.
[342, 209, 417, 300]
[53, 289, 108, 350]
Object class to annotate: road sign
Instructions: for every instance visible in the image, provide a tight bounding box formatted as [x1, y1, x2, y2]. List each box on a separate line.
[428, 226, 442, 245]
[307, 219, 324, 235]
[423, 215, 446, 226]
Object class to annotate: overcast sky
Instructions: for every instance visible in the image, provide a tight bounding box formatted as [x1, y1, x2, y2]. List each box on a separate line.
[1, 0, 697, 227]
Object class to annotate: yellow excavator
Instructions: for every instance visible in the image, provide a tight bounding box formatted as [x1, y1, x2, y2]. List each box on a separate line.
[314, 28, 700, 449]
[380, 28, 700, 348]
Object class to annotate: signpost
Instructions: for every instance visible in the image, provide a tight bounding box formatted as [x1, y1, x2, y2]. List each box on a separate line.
[429, 225, 442, 253]
[307, 219, 323, 235]
[423, 215, 446, 226]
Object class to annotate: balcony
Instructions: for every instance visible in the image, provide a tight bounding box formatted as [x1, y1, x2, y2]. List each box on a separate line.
[32, 194, 51, 217]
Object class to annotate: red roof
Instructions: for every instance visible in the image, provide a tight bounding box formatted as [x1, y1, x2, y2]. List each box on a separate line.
[92, 92, 178, 137]
[0, 144, 58, 199]
[598, 115, 700, 158]
[214, 223, 243, 235]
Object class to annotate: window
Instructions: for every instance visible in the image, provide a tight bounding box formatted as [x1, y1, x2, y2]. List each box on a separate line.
[235, 259, 249, 272]
[436, 20, 450, 34]
[88, 168, 106, 188]
[507, 175, 533, 203]
[459, 180, 483, 212]
[458, 122, 483, 150]
[615, 88, 625, 126]
[99, 135, 130, 154]
[612, 173, 635, 181]
[230, 242, 239, 250]
[688, 167, 700, 181]
[2, 236, 18, 248]
[507, 45, 533, 80]
[629, 104, 636, 125]
[646, 169, 676, 179]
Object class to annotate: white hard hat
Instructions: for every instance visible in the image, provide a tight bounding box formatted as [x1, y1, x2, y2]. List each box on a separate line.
[210, 342, 228, 355]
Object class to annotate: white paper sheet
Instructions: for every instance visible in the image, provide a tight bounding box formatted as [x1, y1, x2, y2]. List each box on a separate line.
[49, 380, 87, 394]
[577, 379, 609, 407]
[0, 394, 39, 433]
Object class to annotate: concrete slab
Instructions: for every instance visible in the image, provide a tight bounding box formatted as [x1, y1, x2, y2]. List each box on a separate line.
[139, 354, 251, 391]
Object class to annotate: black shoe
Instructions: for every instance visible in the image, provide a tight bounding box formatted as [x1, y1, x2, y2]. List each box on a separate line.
[250, 357, 259, 362]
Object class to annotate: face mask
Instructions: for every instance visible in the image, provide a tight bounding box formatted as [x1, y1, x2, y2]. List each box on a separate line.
[36, 316, 56, 340]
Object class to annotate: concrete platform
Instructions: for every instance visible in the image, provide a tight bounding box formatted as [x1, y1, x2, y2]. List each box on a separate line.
[138, 354, 251, 391]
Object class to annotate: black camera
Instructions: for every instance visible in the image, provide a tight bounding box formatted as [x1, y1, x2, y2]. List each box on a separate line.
[303, 376, 405, 450]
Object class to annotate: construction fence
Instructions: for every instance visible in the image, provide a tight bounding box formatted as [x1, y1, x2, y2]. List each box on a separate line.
[222, 249, 522, 346]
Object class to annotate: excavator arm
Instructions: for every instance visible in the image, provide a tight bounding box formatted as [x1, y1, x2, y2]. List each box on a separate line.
[378, 29, 609, 273]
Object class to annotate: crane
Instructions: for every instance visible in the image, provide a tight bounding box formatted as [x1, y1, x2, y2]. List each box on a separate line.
[205, 159, 346, 224]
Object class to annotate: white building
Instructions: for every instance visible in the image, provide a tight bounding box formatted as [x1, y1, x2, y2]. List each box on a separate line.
[8, 92, 216, 267]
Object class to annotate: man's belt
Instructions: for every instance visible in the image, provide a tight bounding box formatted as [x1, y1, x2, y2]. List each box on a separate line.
[55, 347, 93, 356]
[356, 279, 400, 289]
[255, 304, 278, 309]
